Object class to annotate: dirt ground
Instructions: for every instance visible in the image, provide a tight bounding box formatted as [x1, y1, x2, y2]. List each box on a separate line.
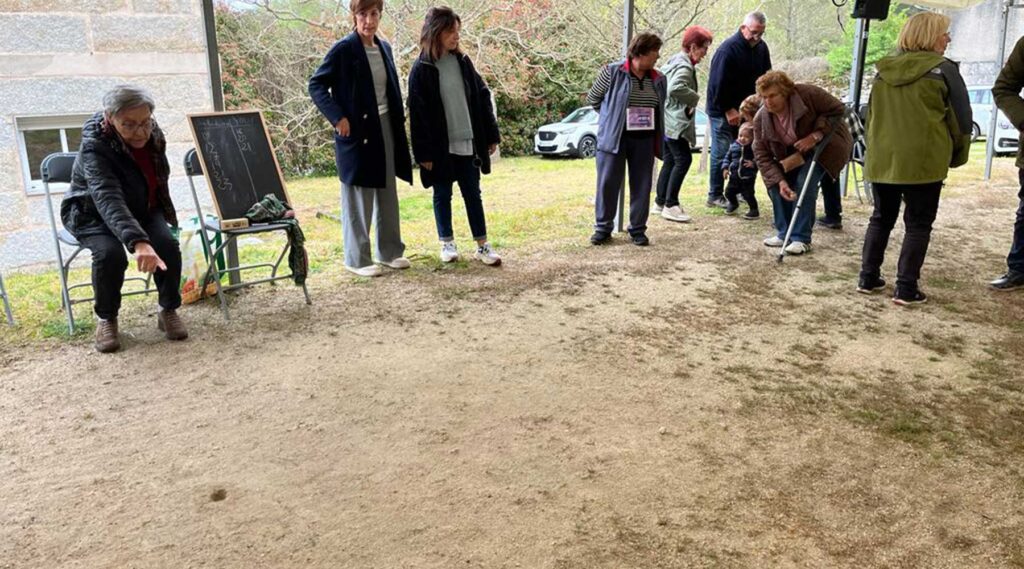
[2, 173, 1024, 568]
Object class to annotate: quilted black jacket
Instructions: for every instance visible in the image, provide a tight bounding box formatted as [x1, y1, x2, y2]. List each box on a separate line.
[60, 112, 178, 251]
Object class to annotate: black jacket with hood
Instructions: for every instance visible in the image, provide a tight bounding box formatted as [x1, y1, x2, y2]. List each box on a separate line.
[407, 51, 501, 189]
[61, 111, 177, 252]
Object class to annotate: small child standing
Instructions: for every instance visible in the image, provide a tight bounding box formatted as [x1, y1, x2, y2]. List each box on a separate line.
[721, 123, 759, 220]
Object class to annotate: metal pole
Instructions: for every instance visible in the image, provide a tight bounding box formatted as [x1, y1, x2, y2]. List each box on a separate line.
[615, 0, 634, 233]
[985, 0, 1013, 181]
[201, 0, 224, 112]
[841, 18, 871, 199]
[0, 271, 13, 326]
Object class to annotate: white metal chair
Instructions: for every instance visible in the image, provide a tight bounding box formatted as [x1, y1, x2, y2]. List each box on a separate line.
[183, 148, 311, 320]
[41, 152, 155, 334]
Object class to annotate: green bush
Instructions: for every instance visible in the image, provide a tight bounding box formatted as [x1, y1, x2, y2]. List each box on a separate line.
[826, 5, 910, 80]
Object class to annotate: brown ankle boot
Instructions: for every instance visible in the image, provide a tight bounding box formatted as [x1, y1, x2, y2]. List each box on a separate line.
[94, 319, 120, 353]
[157, 309, 188, 341]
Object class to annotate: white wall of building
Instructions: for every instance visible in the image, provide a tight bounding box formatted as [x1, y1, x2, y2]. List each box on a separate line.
[0, 0, 215, 269]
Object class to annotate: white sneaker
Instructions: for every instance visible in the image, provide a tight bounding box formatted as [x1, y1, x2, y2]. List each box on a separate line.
[651, 203, 664, 214]
[345, 264, 382, 277]
[474, 243, 502, 266]
[784, 241, 811, 255]
[763, 236, 784, 247]
[661, 205, 691, 223]
[380, 257, 411, 269]
[440, 241, 459, 263]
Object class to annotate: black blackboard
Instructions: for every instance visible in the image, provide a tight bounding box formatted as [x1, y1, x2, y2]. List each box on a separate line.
[187, 111, 291, 228]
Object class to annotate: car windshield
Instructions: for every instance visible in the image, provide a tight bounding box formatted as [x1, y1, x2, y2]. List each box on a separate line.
[561, 108, 595, 124]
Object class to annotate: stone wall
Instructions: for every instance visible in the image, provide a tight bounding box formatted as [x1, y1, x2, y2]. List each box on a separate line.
[0, 0, 214, 270]
[946, 0, 1024, 86]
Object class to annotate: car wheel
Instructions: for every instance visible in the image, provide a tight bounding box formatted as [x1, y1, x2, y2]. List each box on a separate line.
[577, 135, 597, 158]
[972, 123, 981, 142]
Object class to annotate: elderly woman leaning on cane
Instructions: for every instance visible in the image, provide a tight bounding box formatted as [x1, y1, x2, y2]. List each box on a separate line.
[309, 0, 413, 278]
[588, 32, 667, 247]
[858, 12, 971, 305]
[751, 70, 851, 255]
[60, 84, 188, 354]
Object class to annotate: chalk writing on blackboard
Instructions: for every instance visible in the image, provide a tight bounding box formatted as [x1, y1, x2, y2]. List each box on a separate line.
[187, 111, 291, 226]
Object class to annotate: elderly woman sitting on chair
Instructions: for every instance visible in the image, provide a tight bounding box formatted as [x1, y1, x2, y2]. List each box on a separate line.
[61, 84, 188, 353]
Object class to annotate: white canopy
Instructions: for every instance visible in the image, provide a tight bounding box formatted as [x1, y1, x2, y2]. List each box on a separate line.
[906, 0, 987, 8]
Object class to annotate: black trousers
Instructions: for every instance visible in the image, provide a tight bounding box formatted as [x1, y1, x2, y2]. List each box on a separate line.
[859, 181, 942, 290]
[725, 176, 758, 212]
[654, 137, 692, 208]
[78, 212, 182, 320]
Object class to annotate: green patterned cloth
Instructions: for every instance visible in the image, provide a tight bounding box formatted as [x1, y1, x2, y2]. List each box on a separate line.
[245, 194, 308, 285]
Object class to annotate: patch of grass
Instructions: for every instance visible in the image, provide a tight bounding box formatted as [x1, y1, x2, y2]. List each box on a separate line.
[913, 332, 966, 357]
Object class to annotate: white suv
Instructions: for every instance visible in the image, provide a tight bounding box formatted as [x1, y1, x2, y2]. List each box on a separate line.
[534, 106, 600, 158]
[534, 106, 707, 158]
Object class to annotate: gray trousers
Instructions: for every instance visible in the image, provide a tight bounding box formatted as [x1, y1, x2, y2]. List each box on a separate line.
[341, 112, 405, 268]
[594, 133, 655, 236]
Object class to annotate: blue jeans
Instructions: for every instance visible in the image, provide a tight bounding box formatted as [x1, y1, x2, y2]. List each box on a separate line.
[767, 161, 826, 244]
[1008, 169, 1024, 274]
[708, 115, 736, 200]
[432, 154, 487, 241]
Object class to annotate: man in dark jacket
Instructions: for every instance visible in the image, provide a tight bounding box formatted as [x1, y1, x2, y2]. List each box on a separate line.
[60, 85, 187, 352]
[990, 35, 1024, 291]
[705, 11, 772, 208]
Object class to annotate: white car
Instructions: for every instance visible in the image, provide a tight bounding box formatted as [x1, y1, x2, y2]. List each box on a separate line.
[534, 106, 708, 158]
[534, 106, 600, 158]
[968, 85, 993, 141]
[993, 109, 1019, 156]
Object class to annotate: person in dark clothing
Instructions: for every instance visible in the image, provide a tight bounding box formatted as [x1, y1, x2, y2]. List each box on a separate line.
[859, 13, 971, 305]
[721, 123, 759, 219]
[705, 11, 772, 208]
[407, 6, 503, 266]
[60, 84, 187, 353]
[586, 32, 667, 247]
[989, 34, 1024, 291]
[308, 0, 413, 278]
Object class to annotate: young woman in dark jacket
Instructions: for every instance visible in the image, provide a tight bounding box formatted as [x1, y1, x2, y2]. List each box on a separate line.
[61, 84, 187, 353]
[309, 0, 413, 278]
[407, 6, 502, 266]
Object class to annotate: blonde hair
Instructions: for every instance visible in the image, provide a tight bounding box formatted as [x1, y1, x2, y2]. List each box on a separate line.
[898, 12, 951, 52]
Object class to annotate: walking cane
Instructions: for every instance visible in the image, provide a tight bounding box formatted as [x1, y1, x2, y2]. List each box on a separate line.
[778, 120, 840, 263]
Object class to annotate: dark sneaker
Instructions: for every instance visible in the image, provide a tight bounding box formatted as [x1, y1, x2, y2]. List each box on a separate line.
[94, 319, 120, 353]
[817, 216, 843, 230]
[631, 233, 650, 246]
[856, 275, 886, 294]
[590, 231, 612, 245]
[742, 210, 760, 220]
[990, 271, 1024, 291]
[705, 196, 729, 208]
[724, 202, 740, 215]
[892, 287, 927, 306]
[158, 309, 189, 341]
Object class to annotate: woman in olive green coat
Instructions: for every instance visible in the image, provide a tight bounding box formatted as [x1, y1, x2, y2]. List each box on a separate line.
[858, 12, 971, 305]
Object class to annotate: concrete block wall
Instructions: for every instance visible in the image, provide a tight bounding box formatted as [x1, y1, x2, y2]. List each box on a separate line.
[946, 0, 1024, 87]
[0, 0, 214, 270]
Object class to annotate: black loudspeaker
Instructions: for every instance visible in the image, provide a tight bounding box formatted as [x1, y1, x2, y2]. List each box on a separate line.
[853, 0, 890, 20]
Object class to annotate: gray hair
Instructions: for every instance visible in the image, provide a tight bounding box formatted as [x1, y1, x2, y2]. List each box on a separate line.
[744, 11, 767, 26]
[102, 84, 156, 117]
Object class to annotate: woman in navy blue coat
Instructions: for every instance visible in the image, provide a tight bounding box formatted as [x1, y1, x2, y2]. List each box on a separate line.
[407, 6, 503, 266]
[309, 0, 412, 278]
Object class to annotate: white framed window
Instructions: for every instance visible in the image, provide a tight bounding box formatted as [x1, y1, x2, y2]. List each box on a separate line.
[15, 114, 92, 196]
